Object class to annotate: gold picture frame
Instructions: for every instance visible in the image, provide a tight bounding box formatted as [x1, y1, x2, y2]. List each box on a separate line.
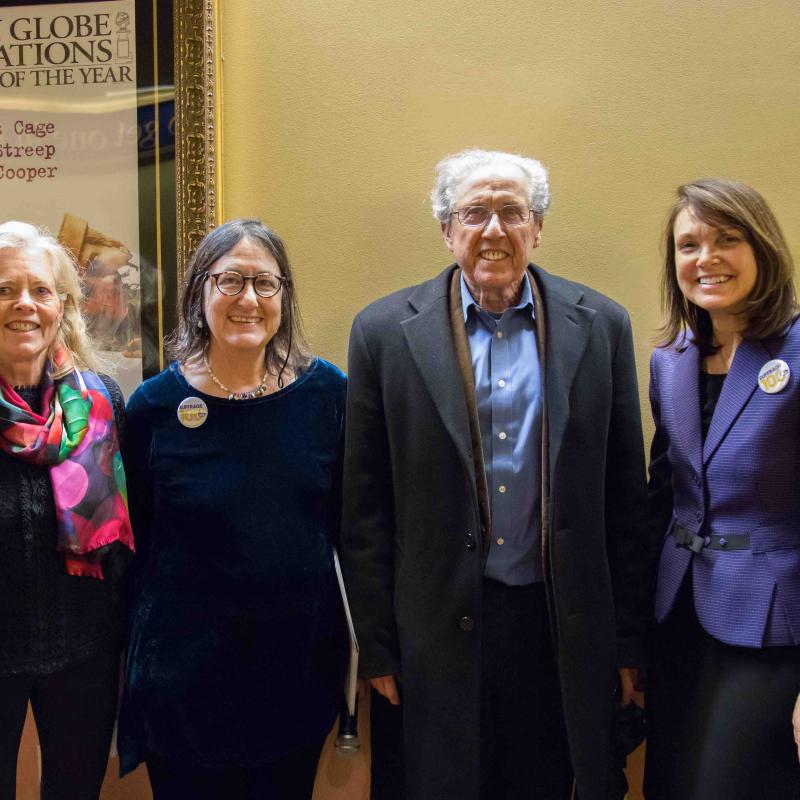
[137, 0, 222, 376]
[174, 0, 221, 284]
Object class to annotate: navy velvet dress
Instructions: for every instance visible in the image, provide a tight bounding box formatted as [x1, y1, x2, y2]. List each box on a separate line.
[119, 358, 346, 774]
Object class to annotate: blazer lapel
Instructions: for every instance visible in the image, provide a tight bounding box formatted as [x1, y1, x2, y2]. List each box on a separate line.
[670, 343, 703, 477]
[401, 270, 474, 476]
[703, 338, 770, 464]
[531, 267, 595, 478]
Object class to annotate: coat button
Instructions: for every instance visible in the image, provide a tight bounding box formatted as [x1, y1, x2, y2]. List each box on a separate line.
[464, 533, 476, 551]
[719, 537, 728, 547]
[459, 616, 475, 632]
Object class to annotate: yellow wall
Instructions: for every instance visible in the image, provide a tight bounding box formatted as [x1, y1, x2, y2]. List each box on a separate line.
[220, 0, 800, 445]
[19, 3, 800, 798]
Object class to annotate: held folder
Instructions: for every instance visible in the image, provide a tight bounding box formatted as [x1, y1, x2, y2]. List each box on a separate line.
[332, 549, 360, 753]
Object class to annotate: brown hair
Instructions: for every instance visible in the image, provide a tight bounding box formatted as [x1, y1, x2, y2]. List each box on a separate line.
[657, 179, 796, 354]
[166, 219, 310, 383]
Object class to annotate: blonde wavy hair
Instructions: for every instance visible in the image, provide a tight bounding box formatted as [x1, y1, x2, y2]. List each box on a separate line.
[0, 221, 101, 379]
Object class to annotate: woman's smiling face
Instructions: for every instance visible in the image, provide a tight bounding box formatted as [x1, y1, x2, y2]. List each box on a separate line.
[0, 247, 63, 385]
[673, 207, 758, 322]
[202, 237, 283, 357]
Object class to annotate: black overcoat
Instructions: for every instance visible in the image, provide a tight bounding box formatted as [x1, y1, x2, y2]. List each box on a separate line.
[341, 264, 649, 800]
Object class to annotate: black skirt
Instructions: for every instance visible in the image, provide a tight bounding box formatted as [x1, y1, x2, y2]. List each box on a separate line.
[645, 574, 800, 799]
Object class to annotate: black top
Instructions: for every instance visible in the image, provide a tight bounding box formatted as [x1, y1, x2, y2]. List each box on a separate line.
[700, 371, 726, 441]
[0, 374, 128, 676]
[119, 358, 347, 773]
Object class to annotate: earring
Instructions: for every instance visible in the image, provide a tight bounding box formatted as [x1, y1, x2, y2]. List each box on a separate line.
[197, 318, 204, 329]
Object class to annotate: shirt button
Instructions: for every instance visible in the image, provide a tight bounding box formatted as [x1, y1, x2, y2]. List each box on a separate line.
[497, 537, 505, 545]
[464, 533, 476, 551]
[498, 485, 507, 494]
[496, 331, 503, 339]
[498, 379, 506, 388]
[459, 616, 475, 632]
[498, 431, 507, 440]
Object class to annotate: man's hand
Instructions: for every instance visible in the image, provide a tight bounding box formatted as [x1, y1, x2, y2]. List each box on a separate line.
[792, 693, 800, 761]
[618, 667, 641, 708]
[370, 675, 401, 706]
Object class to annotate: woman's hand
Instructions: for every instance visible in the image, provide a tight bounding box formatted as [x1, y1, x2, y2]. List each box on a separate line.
[792, 693, 800, 761]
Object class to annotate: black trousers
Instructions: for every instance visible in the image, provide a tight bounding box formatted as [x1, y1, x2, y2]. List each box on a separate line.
[370, 684, 405, 800]
[480, 578, 573, 800]
[0, 646, 119, 800]
[645, 575, 800, 800]
[369, 580, 573, 800]
[146, 737, 326, 800]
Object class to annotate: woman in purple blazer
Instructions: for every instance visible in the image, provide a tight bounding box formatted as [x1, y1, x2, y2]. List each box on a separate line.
[645, 179, 800, 799]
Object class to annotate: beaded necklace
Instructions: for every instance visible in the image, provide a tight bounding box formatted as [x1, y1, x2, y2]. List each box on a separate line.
[202, 349, 271, 400]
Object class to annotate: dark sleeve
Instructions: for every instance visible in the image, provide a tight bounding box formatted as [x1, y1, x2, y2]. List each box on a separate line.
[328, 386, 345, 553]
[98, 373, 133, 587]
[340, 316, 401, 678]
[647, 351, 674, 578]
[603, 311, 652, 668]
[99, 373, 127, 451]
[123, 385, 156, 594]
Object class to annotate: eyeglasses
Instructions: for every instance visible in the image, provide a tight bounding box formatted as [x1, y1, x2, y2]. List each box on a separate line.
[453, 204, 534, 228]
[205, 270, 288, 298]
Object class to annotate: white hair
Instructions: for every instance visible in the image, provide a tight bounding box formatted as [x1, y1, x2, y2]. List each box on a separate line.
[0, 220, 102, 377]
[430, 149, 551, 223]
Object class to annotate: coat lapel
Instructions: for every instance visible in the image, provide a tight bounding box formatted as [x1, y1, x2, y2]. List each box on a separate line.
[401, 269, 474, 475]
[670, 343, 703, 477]
[531, 267, 595, 478]
[703, 337, 770, 464]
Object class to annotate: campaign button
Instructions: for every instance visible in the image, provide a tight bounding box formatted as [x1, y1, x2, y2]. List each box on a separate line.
[177, 396, 208, 428]
[758, 359, 790, 394]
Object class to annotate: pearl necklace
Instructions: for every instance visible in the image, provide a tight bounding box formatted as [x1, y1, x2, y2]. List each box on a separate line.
[202, 349, 271, 400]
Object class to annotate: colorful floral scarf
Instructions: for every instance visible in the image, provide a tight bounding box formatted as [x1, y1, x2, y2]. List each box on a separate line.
[0, 361, 134, 579]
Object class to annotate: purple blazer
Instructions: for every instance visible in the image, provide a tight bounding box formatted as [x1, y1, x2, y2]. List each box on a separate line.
[649, 320, 800, 648]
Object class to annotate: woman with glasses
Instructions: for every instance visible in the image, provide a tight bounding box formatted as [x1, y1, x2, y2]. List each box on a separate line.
[118, 219, 346, 799]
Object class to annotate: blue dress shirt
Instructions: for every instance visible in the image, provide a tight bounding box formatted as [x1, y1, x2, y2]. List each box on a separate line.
[460, 272, 542, 585]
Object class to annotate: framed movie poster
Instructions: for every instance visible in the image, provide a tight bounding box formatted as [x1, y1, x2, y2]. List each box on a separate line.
[0, 0, 220, 396]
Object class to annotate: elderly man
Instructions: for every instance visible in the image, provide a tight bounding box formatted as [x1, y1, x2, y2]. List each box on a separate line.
[341, 149, 649, 800]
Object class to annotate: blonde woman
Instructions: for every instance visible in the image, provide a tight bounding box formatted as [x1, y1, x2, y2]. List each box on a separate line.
[0, 221, 133, 799]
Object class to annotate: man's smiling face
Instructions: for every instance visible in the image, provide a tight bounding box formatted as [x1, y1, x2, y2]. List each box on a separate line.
[441, 165, 542, 311]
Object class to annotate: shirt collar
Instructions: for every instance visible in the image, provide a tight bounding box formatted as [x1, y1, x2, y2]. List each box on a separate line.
[460, 270, 535, 323]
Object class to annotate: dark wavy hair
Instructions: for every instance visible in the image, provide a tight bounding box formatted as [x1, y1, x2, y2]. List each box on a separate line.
[166, 219, 309, 383]
[657, 179, 796, 354]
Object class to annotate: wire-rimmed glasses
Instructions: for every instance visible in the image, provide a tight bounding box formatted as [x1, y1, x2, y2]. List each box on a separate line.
[453, 204, 534, 228]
